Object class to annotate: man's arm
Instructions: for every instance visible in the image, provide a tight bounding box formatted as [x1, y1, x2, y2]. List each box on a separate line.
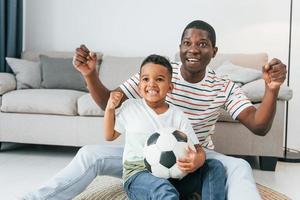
[237, 58, 287, 136]
[103, 91, 123, 141]
[73, 44, 127, 110]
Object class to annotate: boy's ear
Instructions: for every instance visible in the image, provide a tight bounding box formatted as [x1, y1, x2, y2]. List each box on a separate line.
[168, 82, 174, 93]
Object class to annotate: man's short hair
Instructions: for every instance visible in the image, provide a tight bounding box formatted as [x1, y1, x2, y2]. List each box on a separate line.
[140, 54, 173, 78]
[181, 20, 216, 47]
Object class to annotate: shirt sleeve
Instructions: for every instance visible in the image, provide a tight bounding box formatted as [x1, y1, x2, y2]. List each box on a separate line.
[224, 80, 253, 119]
[119, 73, 141, 99]
[114, 101, 129, 135]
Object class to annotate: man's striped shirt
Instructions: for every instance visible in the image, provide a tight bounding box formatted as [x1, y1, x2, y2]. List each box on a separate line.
[120, 62, 252, 149]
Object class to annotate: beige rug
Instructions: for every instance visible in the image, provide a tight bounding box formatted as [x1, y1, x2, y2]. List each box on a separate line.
[74, 176, 291, 200]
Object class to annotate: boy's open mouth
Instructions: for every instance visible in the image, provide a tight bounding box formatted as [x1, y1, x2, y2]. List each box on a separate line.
[146, 89, 159, 95]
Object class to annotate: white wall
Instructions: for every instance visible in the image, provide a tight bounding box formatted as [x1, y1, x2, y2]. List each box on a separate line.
[24, 0, 289, 60]
[288, 0, 300, 150]
[25, 0, 300, 149]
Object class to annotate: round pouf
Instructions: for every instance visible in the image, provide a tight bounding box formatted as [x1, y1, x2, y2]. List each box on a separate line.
[73, 176, 128, 200]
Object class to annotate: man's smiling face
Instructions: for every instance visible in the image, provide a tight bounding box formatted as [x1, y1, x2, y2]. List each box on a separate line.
[179, 28, 217, 74]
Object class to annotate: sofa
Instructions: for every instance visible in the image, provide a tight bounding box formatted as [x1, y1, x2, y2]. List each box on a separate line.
[0, 51, 292, 171]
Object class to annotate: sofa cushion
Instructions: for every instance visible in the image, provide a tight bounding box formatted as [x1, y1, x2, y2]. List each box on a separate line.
[215, 61, 262, 85]
[1, 89, 85, 116]
[77, 94, 104, 116]
[40, 55, 88, 92]
[242, 79, 293, 103]
[21, 51, 103, 62]
[0, 73, 16, 95]
[21, 51, 102, 74]
[6, 57, 41, 89]
[99, 56, 144, 90]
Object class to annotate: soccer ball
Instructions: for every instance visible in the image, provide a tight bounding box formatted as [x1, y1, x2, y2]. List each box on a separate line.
[143, 127, 195, 179]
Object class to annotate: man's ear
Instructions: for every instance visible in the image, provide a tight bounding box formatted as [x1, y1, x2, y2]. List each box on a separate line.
[212, 47, 218, 58]
[179, 44, 183, 50]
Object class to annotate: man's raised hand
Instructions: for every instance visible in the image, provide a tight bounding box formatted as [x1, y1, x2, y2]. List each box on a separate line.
[262, 58, 287, 91]
[73, 44, 97, 77]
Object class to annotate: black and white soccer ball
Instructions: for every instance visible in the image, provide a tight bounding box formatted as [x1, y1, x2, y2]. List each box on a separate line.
[143, 127, 195, 179]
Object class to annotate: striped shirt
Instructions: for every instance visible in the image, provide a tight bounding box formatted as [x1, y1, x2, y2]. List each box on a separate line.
[120, 62, 252, 149]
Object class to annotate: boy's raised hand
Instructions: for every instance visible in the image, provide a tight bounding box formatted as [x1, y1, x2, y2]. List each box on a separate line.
[107, 91, 124, 110]
[262, 58, 287, 91]
[73, 44, 97, 77]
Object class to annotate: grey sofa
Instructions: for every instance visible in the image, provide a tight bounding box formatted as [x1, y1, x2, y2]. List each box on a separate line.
[0, 51, 292, 170]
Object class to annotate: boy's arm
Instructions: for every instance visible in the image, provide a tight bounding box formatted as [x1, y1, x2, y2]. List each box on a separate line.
[103, 91, 123, 141]
[237, 58, 287, 136]
[73, 44, 127, 110]
[176, 114, 206, 173]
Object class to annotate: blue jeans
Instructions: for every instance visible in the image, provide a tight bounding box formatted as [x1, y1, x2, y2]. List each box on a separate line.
[23, 145, 261, 200]
[124, 159, 226, 200]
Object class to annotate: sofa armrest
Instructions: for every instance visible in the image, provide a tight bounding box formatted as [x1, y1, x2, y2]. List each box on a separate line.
[0, 73, 16, 95]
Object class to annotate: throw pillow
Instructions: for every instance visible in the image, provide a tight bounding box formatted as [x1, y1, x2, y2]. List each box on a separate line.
[77, 94, 104, 116]
[215, 61, 262, 85]
[40, 55, 87, 91]
[99, 56, 145, 90]
[0, 73, 16, 95]
[242, 79, 293, 103]
[6, 57, 41, 89]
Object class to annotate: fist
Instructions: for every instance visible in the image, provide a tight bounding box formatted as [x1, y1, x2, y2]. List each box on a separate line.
[262, 58, 287, 90]
[73, 44, 97, 76]
[107, 91, 124, 110]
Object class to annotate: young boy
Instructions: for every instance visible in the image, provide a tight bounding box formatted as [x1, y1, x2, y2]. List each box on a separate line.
[104, 54, 225, 200]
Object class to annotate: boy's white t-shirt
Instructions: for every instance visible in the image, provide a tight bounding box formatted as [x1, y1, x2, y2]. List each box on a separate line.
[114, 98, 199, 164]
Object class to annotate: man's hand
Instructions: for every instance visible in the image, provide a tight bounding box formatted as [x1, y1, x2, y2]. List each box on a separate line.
[73, 44, 97, 77]
[177, 145, 205, 173]
[262, 58, 287, 91]
[106, 91, 124, 110]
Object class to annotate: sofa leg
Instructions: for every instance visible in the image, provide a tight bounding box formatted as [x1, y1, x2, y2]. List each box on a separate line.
[259, 156, 277, 171]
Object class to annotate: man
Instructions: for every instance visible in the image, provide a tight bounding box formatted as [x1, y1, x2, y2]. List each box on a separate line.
[24, 20, 286, 200]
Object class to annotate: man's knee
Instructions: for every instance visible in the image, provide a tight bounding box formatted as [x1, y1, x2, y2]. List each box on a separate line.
[229, 158, 252, 177]
[77, 145, 123, 158]
[77, 145, 97, 158]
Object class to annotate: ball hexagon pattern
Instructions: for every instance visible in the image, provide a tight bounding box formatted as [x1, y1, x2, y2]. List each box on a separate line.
[143, 127, 194, 179]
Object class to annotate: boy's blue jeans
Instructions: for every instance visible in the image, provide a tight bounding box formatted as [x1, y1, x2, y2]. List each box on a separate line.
[124, 159, 226, 200]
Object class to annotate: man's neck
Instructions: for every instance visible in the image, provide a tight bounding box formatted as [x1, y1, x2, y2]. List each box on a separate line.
[180, 66, 206, 83]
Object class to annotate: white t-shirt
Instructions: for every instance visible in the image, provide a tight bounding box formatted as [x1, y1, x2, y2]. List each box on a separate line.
[115, 98, 199, 164]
